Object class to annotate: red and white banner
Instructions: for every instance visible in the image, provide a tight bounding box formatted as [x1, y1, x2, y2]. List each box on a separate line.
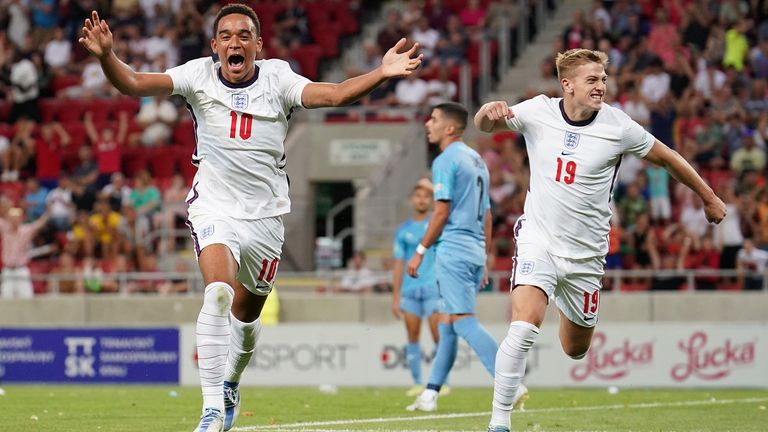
[179, 323, 767, 387]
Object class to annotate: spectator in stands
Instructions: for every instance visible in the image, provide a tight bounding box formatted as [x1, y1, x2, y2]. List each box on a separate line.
[412, 17, 440, 63]
[646, 163, 671, 224]
[717, 185, 745, 269]
[426, 64, 457, 106]
[751, 38, 768, 79]
[50, 250, 82, 294]
[629, 212, 661, 270]
[85, 110, 127, 188]
[723, 18, 752, 72]
[156, 173, 187, 248]
[35, 122, 70, 189]
[89, 197, 122, 259]
[435, 15, 468, 68]
[71, 146, 99, 212]
[136, 95, 178, 147]
[9, 52, 40, 123]
[346, 40, 381, 78]
[730, 131, 766, 174]
[46, 175, 74, 232]
[647, 9, 680, 68]
[0, 207, 48, 298]
[562, 10, 587, 50]
[176, 11, 206, 64]
[334, 250, 376, 293]
[619, 182, 648, 228]
[80, 255, 106, 293]
[680, 197, 710, 239]
[395, 70, 429, 108]
[62, 56, 113, 98]
[23, 177, 48, 221]
[2, 118, 32, 182]
[129, 170, 161, 232]
[736, 238, 768, 290]
[402, 0, 423, 30]
[276, 0, 310, 46]
[640, 57, 671, 103]
[459, 0, 486, 37]
[102, 252, 135, 293]
[43, 28, 72, 73]
[6, 0, 30, 49]
[101, 172, 132, 212]
[30, 0, 58, 42]
[268, 39, 301, 74]
[650, 254, 685, 290]
[619, 82, 650, 127]
[377, 10, 405, 56]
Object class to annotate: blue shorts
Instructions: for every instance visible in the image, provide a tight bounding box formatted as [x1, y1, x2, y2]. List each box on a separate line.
[435, 255, 484, 314]
[400, 285, 440, 318]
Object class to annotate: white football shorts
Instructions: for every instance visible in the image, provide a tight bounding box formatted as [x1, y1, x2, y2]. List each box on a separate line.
[186, 211, 284, 296]
[510, 216, 605, 328]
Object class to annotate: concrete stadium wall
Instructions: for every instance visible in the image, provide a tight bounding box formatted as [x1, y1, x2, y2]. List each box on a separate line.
[0, 292, 766, 326]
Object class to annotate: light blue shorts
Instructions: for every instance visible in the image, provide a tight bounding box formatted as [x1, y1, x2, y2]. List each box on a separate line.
[400, 285, 440, 318]
[435, 255, 484, 314]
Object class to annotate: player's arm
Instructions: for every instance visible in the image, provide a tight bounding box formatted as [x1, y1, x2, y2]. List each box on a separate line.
[643, 140, 726, 223]
[79, 11, 173, 97]
[391, 259, 404, 319]
[474, 101, 514, 133]
[406, 201, 449, 277]
[301, 38, 423, 108]
[484, 209, 492, 254]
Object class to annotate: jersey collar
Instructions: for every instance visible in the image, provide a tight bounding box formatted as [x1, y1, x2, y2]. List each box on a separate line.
[217, 64, 260, 89]
[559, 99, 598, 127]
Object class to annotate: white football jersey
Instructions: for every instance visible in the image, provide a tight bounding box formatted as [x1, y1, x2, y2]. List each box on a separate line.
[166, 57, 310, 219]
[506, 95, 655, 258]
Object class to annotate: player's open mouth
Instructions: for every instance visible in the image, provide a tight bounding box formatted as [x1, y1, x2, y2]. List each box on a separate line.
[228, 54, 245, 73]
[590, 93, 602, 101]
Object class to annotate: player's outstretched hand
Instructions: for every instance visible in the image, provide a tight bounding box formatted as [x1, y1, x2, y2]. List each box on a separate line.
[406, 254, 423, 278]
[78, 11, 113, 59]
[391, 297, 402, 319]
[381, 38, 424, 78]
[704, 196, 727, 224]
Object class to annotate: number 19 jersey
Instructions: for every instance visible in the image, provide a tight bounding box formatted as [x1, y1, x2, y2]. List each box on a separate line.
[506, 95, 655, 258]
[166, 58, 310, 219]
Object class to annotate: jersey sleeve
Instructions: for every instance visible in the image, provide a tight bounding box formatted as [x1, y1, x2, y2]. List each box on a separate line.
[392, 228, 406, 260]
[432, 155, 455, 201]
[504, 97, 538, 132]
[275, 60, 311, 110]
[165, 59, 204, 99]
[621, 114, 656, 158]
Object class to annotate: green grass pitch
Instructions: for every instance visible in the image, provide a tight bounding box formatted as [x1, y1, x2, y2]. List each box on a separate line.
[1, 386, 766, 431]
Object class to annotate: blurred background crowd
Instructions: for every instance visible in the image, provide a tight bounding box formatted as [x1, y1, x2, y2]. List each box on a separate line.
[0, 0, 766, 295]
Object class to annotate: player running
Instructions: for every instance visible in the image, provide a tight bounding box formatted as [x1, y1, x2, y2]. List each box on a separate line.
[405, 103, 499, 412]
[474, 49, 727, 432]
[78, 5, 422, 432]
[392, 178, 442, 396]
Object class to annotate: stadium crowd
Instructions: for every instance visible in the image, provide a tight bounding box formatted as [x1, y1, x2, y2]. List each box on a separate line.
[0, 0, 766, 294]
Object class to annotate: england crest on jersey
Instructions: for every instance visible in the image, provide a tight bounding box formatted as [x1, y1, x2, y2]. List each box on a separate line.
[232, 93, 248, 110]
[564, 131, 580, 150]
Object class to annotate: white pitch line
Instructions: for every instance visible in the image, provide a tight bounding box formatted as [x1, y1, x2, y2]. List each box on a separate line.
[231, 396, 768, 431]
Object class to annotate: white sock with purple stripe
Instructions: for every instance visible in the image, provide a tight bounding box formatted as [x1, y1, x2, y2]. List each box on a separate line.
[197, 282, 234, 413]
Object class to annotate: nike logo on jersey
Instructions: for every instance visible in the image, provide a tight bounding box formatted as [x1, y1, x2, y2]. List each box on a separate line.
[561, 150, 575, 156]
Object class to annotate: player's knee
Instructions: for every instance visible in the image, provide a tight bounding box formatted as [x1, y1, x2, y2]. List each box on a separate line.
[561, 340, 590, 359]
[203, 281, 234, 315]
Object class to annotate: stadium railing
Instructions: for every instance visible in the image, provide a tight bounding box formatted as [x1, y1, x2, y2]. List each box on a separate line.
[25, 268, 768, 295]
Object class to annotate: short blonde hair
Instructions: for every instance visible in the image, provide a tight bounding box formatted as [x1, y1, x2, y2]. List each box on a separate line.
[555, 49, 609, 81]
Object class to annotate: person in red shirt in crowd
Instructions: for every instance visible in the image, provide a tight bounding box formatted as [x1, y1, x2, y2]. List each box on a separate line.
[35, 122, 71, 189]
[84, 110, 128, 188]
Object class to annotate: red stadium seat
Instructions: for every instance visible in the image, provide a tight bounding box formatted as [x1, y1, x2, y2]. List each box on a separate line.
[175, 145, 198, 183]
[39, 98, 60, 123]
[28, 259, 52, 294]
[0, 181, 25, 204]
[111, 97, 141, 118]
[291, 44, 324, 80]
[122, 146, 149, 178]
[148, 146, 178, 179]
[173, 120, 196, 148]
[57, 99, 86, 123]
[83, 98, 112, 124]
[0, 101, 10, 122]
[50, 75, 82, 94]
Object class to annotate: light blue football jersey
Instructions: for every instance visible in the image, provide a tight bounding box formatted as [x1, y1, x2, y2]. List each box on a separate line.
[393, 217, 437, 291]
[431, 141, 490, 265]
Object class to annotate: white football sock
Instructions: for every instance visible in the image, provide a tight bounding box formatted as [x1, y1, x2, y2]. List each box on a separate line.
[491, 321, 539, 428]
[196, 282, 234, 412]
[225, 313, 262, 383]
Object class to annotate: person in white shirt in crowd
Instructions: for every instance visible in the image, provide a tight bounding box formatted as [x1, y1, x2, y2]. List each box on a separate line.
[136, 95, 179, 146]
[426, 64, 457, 106]
[46, 175, 76, 231]
[396, 70, 429, 107]
[335, 251, 378, 293]
[736, 238, 768, 290]
[44, 28, 73, 72]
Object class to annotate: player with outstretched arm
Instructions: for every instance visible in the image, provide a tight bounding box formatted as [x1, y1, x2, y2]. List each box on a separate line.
[79, 5, 422, 432]
[474, 49, 727, 432]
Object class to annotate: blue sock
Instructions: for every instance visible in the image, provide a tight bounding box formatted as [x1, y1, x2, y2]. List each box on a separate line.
[453, 316, 498, 376]
[426, 322, 458, 389]
[405, 342, 422, 385]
